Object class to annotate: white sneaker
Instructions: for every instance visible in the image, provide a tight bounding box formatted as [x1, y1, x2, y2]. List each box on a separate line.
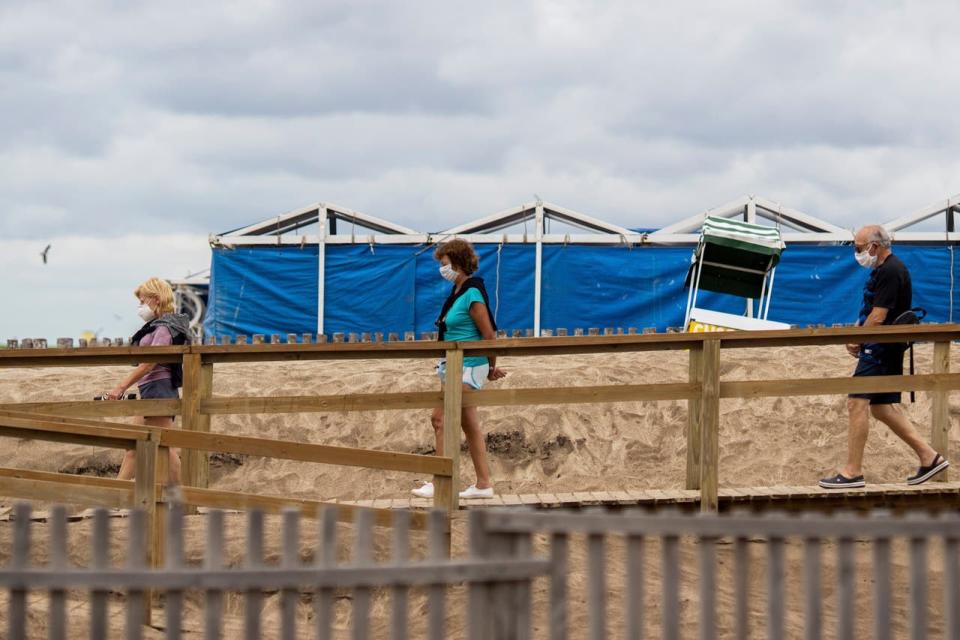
[459, 485, 494, 499]
[411, 482, 434, 498]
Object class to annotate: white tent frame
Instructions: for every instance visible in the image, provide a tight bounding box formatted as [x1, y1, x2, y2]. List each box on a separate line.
[881, 194, 960, 241]
[207, 193, 960, 336]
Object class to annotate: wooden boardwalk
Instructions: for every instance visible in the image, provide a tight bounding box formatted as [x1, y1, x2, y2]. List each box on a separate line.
[3, 481, 957, 523]
[342, 481, 960, 512]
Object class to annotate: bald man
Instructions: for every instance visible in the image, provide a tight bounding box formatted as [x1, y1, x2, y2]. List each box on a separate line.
[819, 225, 949, 488]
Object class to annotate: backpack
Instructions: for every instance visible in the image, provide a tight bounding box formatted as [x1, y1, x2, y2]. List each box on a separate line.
[892, 307, 926, 402]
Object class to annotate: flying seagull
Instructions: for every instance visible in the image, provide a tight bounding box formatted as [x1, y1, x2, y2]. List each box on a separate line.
[40, 244, 51, 264]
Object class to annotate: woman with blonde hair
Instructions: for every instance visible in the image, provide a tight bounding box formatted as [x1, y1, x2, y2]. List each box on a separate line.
[412, 239, 506, 499]
[106, 277, 191, 483]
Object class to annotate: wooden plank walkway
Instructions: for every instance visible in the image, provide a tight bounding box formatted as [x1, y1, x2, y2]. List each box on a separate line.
[4, 482, 956, 523]
[355, 481, 960, 512]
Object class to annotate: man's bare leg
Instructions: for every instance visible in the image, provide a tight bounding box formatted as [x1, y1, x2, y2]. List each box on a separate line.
[869, 404, 938, 465]
[841, 397, 871, 478]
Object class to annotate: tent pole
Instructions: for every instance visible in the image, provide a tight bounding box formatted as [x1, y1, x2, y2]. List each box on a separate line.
[685, 244, 706, 328]
[534, 202, 543, 337]
[756, 273, 767, 319]
[763, 267, 776, 320]
[317, 206, 327, 337]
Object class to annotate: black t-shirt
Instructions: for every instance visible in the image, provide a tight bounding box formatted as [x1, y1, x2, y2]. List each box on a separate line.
[860, 253, 911, 325]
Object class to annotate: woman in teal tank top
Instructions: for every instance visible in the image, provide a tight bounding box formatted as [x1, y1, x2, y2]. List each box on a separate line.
[412, 239, 507, 500]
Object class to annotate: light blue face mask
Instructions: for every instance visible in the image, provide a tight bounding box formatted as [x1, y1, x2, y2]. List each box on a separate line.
[439, 264, 458, 282]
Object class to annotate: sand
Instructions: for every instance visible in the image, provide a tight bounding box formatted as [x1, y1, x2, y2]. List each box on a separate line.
[0, 344, 956, 637]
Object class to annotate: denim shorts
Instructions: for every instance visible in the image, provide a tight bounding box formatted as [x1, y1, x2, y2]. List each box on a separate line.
[436, 360, 489, 390]
[138, 378, 179, 419]
[849, 347, 904, 405]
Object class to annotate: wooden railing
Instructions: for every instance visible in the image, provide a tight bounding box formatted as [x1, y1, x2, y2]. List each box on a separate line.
[473, 506, 960, 640]
[1, 324, 958, 516]
[0, 502, 552, 640]
[3, 501, 957, 639]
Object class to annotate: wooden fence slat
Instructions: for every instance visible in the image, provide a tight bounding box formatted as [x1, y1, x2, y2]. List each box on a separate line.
[428, 510, 447, 640]
[803, 531, 822, 640]
[549, 532, 568, 640]
[662, 533, 680, 640]
[490, 529, 514, 640]
[733, 535, 749, 640]
[468, 510, 490, 640]
[245, 510, 264, 640]
[91, 509, 110, 640]
[353, 509, 375, 640]
[910, 532, 929, 640]
[205, 510, 225, 640]
[699, 533, 716, 640]
[946, 526, 960, 640]
[931, 340, 950, 481]
[48, 505, 68, 640]
[9, 503, 29, 640]
[162, 427, 453, 476]
[699, 340, 720, 512]
[435, 349, 463, 516]
[686, 344, 703, 490]
[281, 509, 300, 640]
[873, 535, 892, 640]
[181, 353, 214, 499]
[125, 509, 146, 640]
[767, 533, 785, 640]
[587, 531, 606, 640]
[625, 530, 644, 640]
[391, 510, 411, 640]
[316, 507, 338, 640]
[512, 528, 534, 640]
[134, 431, 160, 622]
[165, 502, 184, 640]
[837, 535, 856, 640]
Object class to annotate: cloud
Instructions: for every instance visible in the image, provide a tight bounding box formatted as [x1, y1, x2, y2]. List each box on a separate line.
[1, 0, 960, 244]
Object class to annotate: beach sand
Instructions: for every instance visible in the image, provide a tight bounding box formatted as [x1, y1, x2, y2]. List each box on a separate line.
[0, 343, 956, 637]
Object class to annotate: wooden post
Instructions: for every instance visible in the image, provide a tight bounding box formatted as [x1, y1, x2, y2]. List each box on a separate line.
[434, 348, 463, 523]
[932, 341, 951, 482]
[180, 353, 214, 503]
[699, 339, 721, 512]
[686, 343, 704, 490]
[134, 433, 160, 624]
[156, 447, 169, 570]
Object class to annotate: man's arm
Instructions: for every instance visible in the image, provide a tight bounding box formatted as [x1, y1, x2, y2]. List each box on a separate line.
[862, 306, 889, 327]
[847, 306, 889, 357]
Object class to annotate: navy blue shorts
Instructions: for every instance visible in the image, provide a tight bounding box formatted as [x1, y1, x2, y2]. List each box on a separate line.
[139, 378, 179, 419]
[849, 348, 904, 405]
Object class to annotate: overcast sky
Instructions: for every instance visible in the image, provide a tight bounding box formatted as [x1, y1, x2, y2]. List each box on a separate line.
[3, 0, 960, 339]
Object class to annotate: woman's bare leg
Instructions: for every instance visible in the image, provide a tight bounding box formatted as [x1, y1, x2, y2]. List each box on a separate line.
[117, 416, 149, 480]
[431, 406, 444, 456]
[123, 416, 179, 484]
[460, 390, 491, 489]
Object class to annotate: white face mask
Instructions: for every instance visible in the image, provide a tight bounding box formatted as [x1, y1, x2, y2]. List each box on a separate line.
[439, 264, 458, 282]
[855, 248, 877, 269]
[137, 304, 156, 322]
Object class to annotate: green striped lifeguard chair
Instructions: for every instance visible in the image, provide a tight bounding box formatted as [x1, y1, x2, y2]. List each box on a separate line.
[684, 216, 790, 332]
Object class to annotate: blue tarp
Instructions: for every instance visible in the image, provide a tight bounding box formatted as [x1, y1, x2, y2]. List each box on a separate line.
[204, 243, 959, 337]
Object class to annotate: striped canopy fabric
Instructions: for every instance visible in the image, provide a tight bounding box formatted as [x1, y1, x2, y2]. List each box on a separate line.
[701, 216, 785, 257]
